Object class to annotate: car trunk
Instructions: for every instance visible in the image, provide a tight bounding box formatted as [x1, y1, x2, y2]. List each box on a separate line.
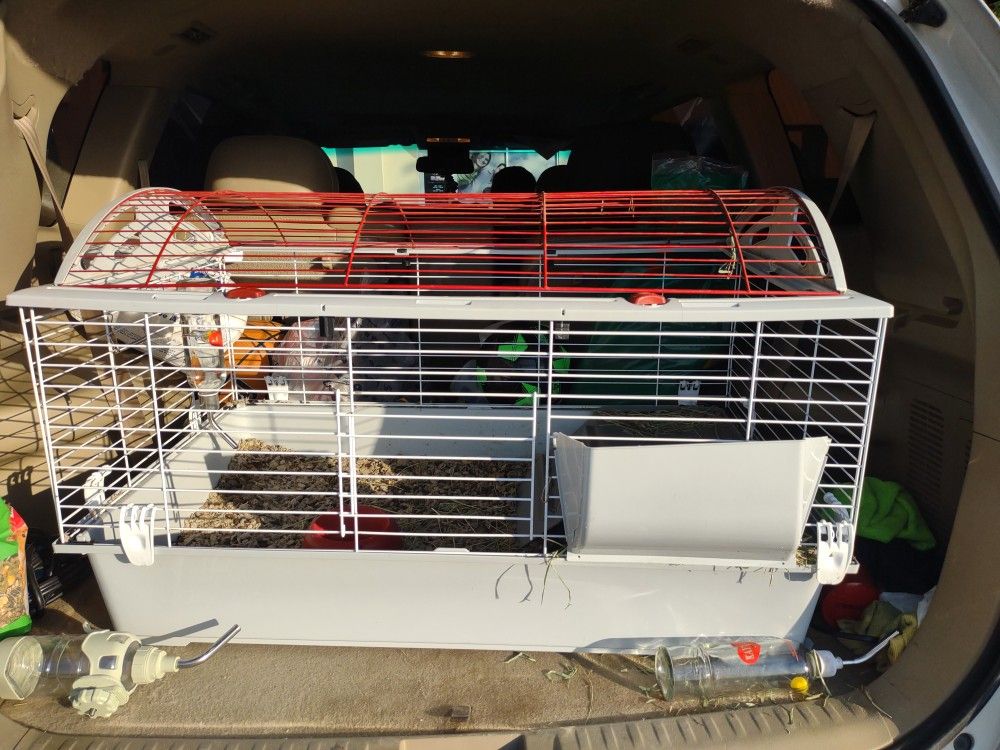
[0, 0, 998, 747]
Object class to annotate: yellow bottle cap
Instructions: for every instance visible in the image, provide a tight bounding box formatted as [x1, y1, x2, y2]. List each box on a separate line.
[790, 676, 810, 693]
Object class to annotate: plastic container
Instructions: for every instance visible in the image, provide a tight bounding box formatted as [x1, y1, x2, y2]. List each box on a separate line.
[819, 567, 881, 628]
[0, 634, 91, 700]
[654, 634, 897, 700]
[302, 506, 403, 550]
[554, 435, 830, 563]
[655, 639, 811, 699]
[0, 500, 30, 637]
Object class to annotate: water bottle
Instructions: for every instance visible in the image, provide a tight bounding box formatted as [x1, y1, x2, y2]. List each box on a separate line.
[655, 632, 897, 700]
[0, 633, 97, 700]
[0, 626, 240, 718]
[183, 313, 228, 408]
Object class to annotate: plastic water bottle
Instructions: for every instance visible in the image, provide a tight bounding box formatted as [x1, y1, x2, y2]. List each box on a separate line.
[0, 626, 240, 717]
[654, 632, 897, 700]
[183, 313, 227, 407]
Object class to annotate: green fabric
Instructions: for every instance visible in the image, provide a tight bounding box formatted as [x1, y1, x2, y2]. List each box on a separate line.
[855, 477, 936, 551]
[576, 267, 732, 400]
[828, 477, 935, 550]
[0, 498, 31, 637]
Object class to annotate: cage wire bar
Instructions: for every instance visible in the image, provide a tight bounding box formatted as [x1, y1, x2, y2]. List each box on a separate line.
[19, 307, 886, 560]
[55, 187, 844, 297]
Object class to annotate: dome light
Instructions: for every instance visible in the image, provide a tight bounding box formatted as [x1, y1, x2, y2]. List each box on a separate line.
[423, 49, 473, 59]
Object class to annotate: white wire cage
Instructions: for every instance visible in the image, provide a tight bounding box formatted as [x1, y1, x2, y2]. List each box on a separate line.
[8, 187, 892, 650]
[18, 310, 886, 558]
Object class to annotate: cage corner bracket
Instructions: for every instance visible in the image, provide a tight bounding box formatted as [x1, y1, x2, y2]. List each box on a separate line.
[83, 469, 110, 507]
[265, 375, 290, 402]
[816, 520, 853, 585]
[118, 504, 158, 566]
[678, 380, 701, 406]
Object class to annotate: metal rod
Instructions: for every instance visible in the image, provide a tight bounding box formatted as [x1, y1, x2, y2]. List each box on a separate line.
[206, 413, 238, 449]
[840, 630, 899, 666]
[22, 309, 65, 543]
[144, 314, 175, 546]
[176, 625, 242, 668]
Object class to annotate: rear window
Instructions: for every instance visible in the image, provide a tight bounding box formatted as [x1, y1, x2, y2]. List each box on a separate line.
[322, 145, 570, 193]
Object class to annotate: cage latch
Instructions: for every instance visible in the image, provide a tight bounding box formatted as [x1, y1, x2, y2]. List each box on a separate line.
[815, 520, 853, 585]
[265, 375, 289, 403]
[118, 504, 158, 566]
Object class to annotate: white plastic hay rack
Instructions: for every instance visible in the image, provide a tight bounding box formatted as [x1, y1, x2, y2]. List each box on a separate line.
[11, 187, 891, 651]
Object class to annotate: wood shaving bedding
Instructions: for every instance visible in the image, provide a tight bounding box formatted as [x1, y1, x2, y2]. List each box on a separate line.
[177, 439, 529, 551]
[585, 405, 738, 442]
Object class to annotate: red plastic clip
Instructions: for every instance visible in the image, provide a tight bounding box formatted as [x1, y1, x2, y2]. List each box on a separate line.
[224, 286, 267, 299]
[627, 292, 667, 306]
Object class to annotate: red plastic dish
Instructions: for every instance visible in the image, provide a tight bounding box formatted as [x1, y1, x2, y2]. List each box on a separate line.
[302, 505, 403, 550]
[819, 567, 881, 628]
[628, 291, 667, 306]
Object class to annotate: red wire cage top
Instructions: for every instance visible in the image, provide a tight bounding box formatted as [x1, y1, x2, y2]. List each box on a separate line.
[57, 188, 842, 298]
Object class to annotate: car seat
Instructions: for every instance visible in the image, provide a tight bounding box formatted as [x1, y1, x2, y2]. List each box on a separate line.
[205, 135, 339, 192]
[204, 136, 356, 281]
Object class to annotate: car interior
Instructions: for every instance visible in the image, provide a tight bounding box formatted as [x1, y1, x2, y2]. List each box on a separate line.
[0, 0, 997, 747]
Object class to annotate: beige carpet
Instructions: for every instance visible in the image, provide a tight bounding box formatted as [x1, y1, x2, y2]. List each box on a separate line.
[3, 578, 684, 737]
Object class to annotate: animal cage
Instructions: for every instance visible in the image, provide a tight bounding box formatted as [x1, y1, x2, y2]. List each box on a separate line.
[10, 187, 891, 652]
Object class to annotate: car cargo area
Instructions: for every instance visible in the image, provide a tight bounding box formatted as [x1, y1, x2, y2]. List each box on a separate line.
[1, 0, 996, 747]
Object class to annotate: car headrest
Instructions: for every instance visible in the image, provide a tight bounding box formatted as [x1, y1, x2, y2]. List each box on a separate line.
[205, 136, 338, 192]
[537, 164, 572, 193]
[491, 166, 536, 193]
[332, 166, 364, 193]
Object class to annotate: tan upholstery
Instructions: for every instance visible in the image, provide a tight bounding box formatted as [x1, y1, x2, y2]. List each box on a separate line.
[204, 136, 345, 279]
[205, 135, 339, 193]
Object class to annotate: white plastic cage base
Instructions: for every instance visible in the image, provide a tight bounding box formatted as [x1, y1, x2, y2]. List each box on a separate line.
[56, 402, 825, 651]
[69, 543, 822, 652]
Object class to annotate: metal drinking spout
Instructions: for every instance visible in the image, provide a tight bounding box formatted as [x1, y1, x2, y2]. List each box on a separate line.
[176, 625, 242, 669]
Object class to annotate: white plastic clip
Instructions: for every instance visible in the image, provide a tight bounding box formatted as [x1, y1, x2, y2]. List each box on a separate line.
[678, 380, 701, 406]
[816, 520, 853, 584]
[265, 375, 289, 403]
[83, 470, 109, 507]
[118, 504, 157, 566]
[188, 409, 202, 431]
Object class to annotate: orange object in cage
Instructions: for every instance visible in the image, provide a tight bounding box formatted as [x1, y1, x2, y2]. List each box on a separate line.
[228, 318, 283, 391]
